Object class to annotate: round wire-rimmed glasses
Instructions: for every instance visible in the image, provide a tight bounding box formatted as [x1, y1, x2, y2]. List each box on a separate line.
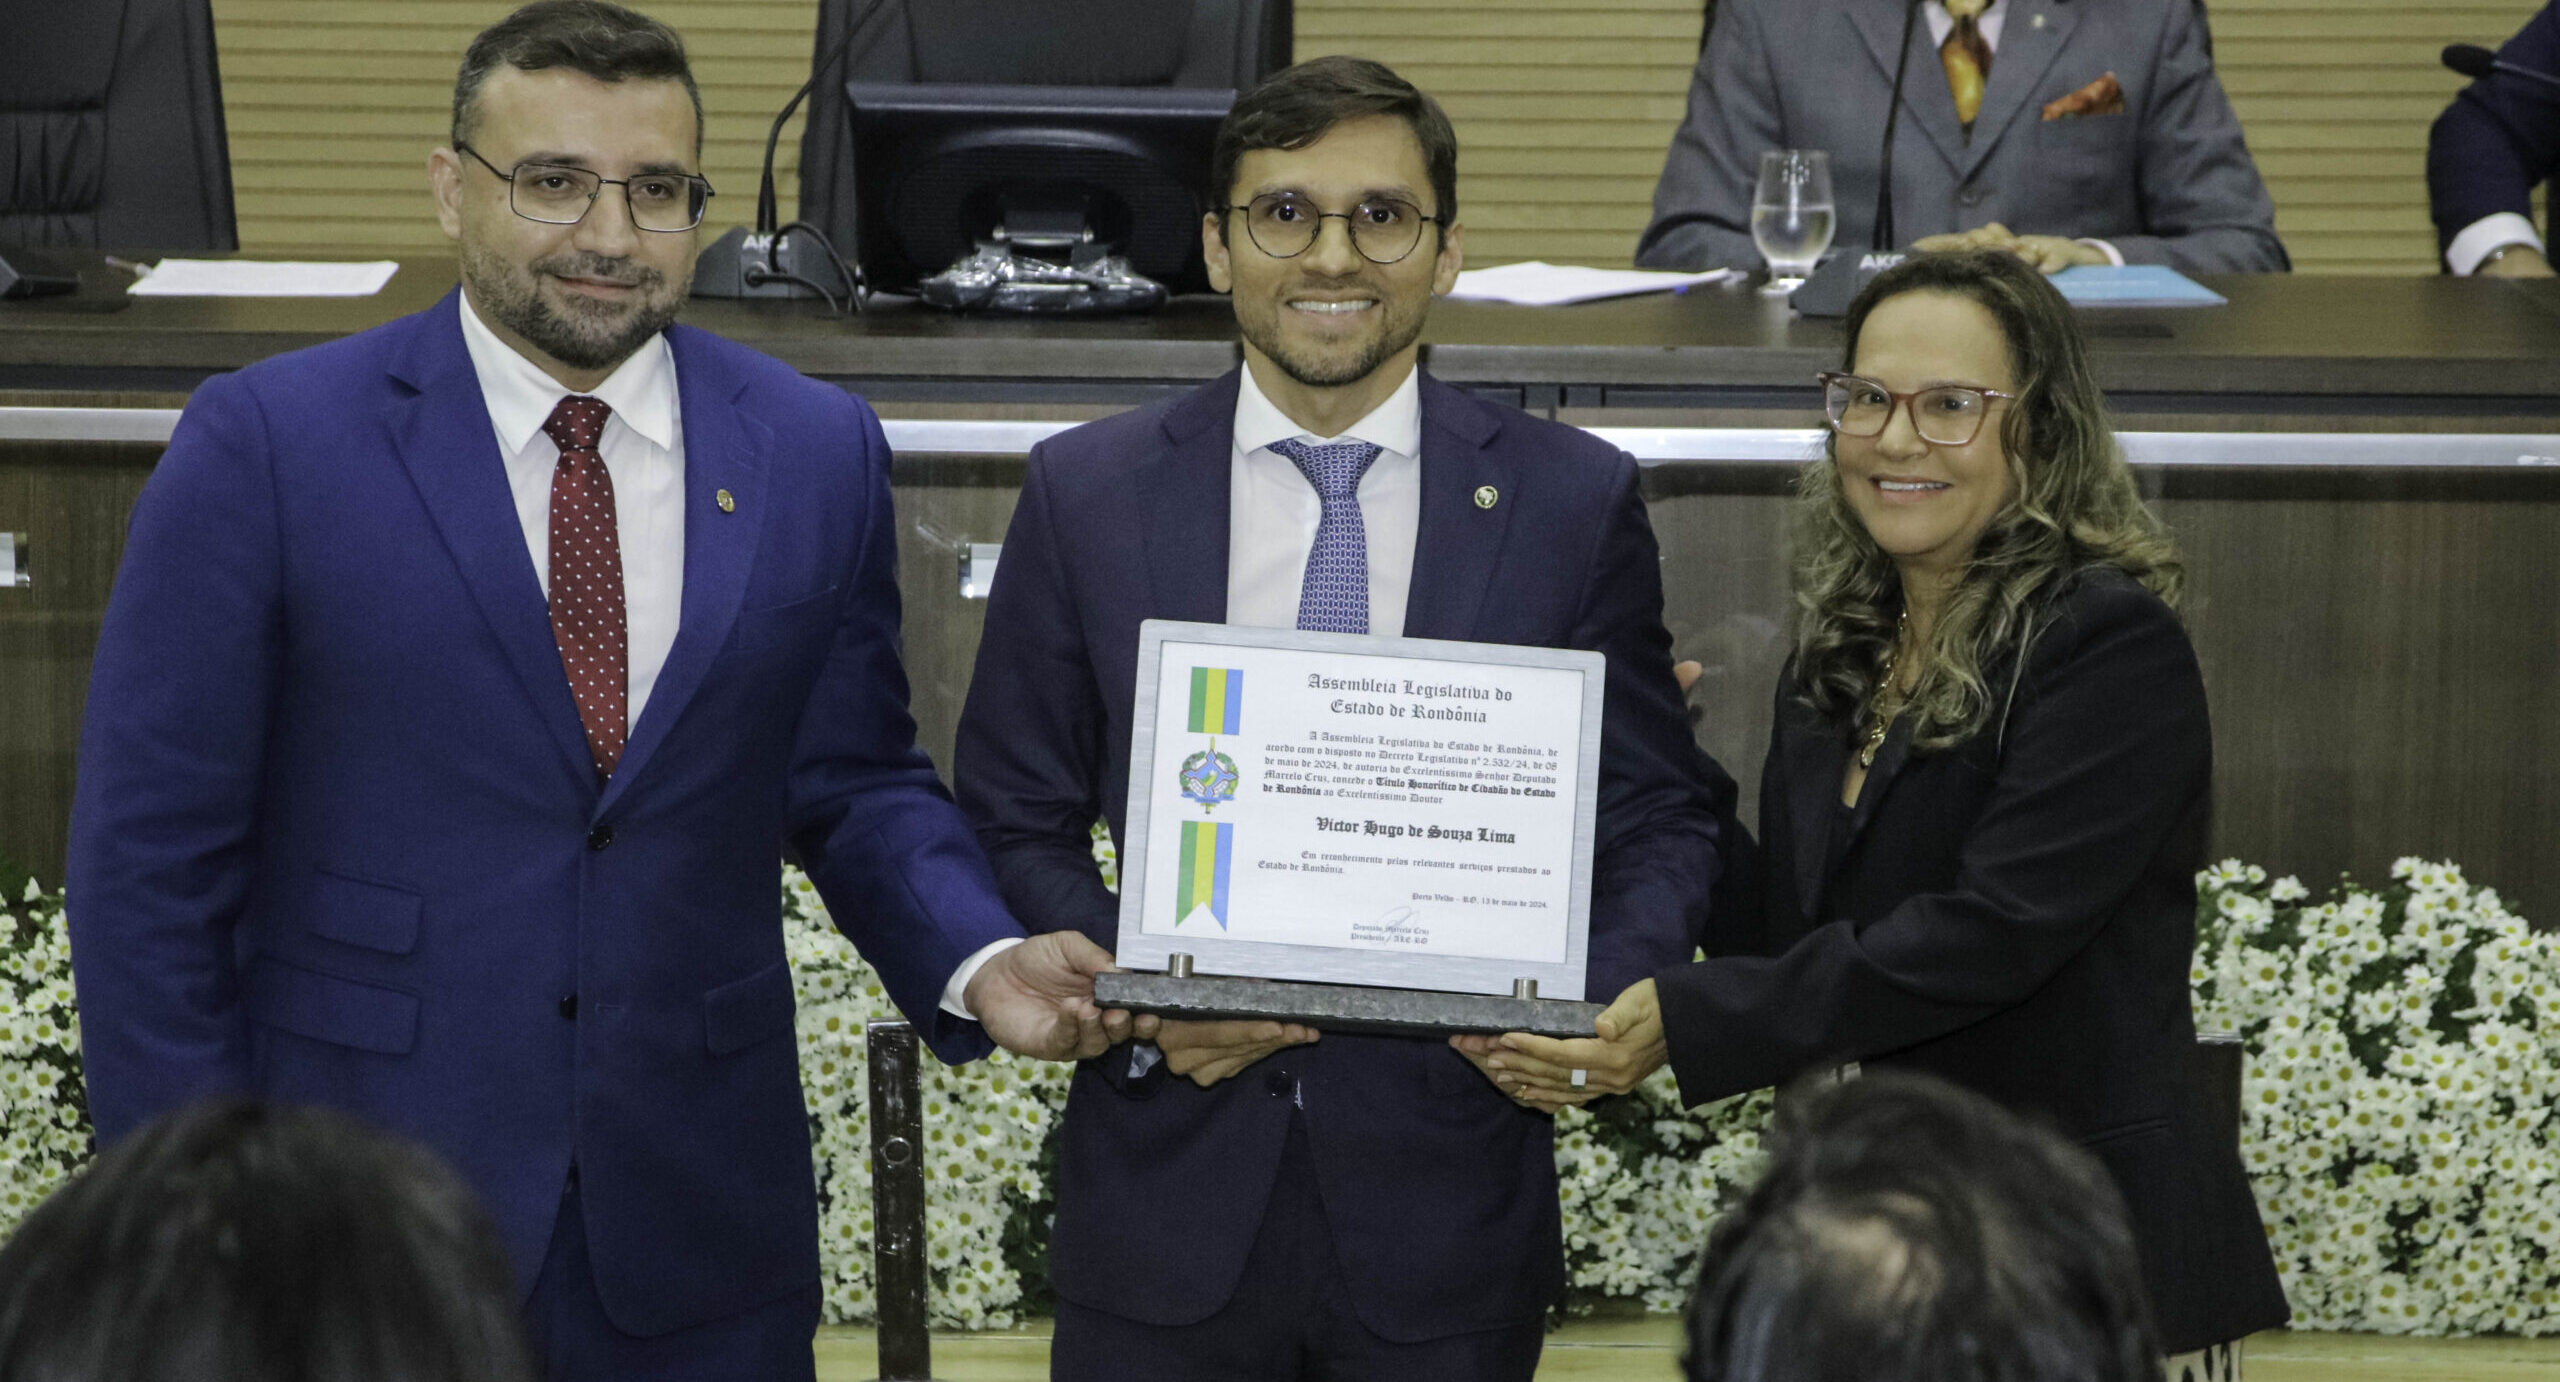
[1228, 192, 1449, 264]
[456, 143, 714, 233]
[1818, 371, 2016, 447]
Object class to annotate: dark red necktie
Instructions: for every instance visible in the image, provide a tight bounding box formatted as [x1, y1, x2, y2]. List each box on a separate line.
[542, 395, 627, 779]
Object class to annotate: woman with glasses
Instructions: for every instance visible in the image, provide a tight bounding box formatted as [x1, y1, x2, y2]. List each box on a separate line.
[1488, 250, 2288, 1378]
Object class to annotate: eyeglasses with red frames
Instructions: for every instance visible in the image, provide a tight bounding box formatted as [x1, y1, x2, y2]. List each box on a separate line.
[1818, 371, 2016, 447]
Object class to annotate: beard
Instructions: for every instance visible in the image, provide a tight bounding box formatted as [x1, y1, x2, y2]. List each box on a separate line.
[463, 242, 688, 373]
[1233, 277, 1431, 391]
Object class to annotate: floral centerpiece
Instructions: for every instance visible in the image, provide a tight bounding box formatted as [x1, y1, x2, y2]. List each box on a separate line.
[2193, 858, 2560, 1335]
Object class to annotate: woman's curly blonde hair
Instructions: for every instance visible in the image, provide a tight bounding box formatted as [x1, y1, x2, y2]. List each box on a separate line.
[1792, 249, 2183, 750]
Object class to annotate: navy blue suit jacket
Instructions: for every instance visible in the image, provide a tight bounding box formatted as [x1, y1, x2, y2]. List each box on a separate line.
[2429, 1, 2560, 258]
[952, 368, 1725, 1339]
[68, 291, 1021, 1337]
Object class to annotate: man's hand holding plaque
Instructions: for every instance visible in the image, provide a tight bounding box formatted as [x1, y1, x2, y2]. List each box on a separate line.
[1155, 1019, 1321, 1087]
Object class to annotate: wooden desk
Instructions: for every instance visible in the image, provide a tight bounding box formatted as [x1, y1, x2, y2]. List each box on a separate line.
[4, 268, 2556, 926]
[8, 260, 2560, 411]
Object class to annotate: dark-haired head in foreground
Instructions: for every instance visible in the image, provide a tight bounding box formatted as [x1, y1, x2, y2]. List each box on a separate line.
[0, 1099, 534, 1382]
[1685, 1071, 2162, 1382]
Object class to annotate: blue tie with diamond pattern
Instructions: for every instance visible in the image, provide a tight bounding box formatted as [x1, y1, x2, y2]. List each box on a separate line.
[1271, 437, 1383, 635]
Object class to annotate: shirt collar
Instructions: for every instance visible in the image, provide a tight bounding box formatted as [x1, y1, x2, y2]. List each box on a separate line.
[1233, 358, 1424, 460]
[456, 288, 678, 454]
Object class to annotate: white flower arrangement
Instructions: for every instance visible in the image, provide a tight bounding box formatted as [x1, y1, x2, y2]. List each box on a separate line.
[2193, 858, 2560, 1335]
[783, 866, 1070, 1329]
[0, 874, 88, 1232]
[4, 852, 2553, 1334]
[1553, 1078, 1771, 1310]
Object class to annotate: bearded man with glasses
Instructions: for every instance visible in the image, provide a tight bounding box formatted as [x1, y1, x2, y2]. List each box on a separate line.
[953, 54, 1734, 1382]
[67, 4, 1132, 1379]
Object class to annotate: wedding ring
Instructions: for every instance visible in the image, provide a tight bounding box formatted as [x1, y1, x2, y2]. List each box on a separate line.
[1570, 1068, 1588, 1090]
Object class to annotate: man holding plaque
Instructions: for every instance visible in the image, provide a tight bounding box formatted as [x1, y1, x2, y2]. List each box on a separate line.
[954, 56, 1728, 1380]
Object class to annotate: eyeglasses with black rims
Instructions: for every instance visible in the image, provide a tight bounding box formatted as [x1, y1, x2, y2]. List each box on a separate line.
[1228, 192, 1450, 265]
[1817, 371, 2017, 447]
[455, 143, 715, 233]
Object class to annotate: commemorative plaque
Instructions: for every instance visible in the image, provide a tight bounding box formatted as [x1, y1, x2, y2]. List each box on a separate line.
[1092, 620, 1608, 1037]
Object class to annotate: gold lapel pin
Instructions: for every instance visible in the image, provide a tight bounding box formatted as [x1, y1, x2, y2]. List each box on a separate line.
[2031, 12, 2046, 28]
[1474, 485, 1499, 510]
[716, 489, 736, 513]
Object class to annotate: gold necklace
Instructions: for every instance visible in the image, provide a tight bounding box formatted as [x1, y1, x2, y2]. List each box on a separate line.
[1858, 609, 1910, 769]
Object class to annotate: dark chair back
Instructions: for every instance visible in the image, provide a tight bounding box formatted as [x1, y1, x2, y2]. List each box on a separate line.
[0, 0, 237, 252]
[795, 0, 1290, 243]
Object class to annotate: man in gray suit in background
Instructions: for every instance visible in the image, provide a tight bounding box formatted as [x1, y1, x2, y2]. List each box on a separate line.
[1636, 0, 2288, 276]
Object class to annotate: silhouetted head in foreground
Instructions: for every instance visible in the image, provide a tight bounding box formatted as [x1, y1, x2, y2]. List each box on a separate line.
[1685, 1071, 2162, 1382]
[0, 1098, 533, 1382]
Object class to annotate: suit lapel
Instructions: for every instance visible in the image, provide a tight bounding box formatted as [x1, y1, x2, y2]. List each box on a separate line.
[1842, 716, 1915, 847]
[384, 292, 595, 786]
[1399, 374, 1513, 641]
[1777, 703, 1844, 921]
[1775, 677, 1920, 922]
[1138, 370, 1238, 625]
[1959, 0, 2075, 181]
[1850, 0, 1967, 180]
[599, 326, 771, 816]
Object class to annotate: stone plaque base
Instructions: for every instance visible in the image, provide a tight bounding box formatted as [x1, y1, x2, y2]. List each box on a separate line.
[1095, 971, 1602, 1038]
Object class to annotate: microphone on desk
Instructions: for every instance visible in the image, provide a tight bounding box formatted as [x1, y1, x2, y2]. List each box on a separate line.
[1792, 0, 1919, 316]
[691, 0, 888, 308]
[2442, 42, 2560, 95]
[1872, 0, 1924, 251]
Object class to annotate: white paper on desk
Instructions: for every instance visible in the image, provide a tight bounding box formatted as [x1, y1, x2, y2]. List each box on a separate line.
[126, 259, 400, 297]
[1446, 260, 1734, 306]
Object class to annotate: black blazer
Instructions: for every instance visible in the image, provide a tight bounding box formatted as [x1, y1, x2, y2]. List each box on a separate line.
[952, 369, 1727, 1340]
[1655, 567, 2288, 1352]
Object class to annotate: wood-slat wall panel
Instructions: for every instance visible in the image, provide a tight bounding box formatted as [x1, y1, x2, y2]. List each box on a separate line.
[211, 1, 824, 252]
[209, 0, 2551, 271]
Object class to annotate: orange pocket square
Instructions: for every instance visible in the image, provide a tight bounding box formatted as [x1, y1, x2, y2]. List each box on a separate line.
[2042, 72, 2125, 120]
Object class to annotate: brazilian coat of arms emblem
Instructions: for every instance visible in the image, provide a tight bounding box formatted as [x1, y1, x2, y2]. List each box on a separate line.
[1178, 740, 1240, 812]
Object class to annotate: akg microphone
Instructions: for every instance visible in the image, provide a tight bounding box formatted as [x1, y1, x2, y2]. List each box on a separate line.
[691, 0, 887, 307]
[1792, 0, 1919, 315]
[2443, 42, 2560, 95]
[1873, 0, 1924, 251]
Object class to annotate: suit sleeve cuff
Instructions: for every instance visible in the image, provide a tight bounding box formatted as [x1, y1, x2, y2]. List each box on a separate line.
[2074, 237, 2126, 267]
[2447, 213, 2545, 275]
[938, 936, 1026, 1020]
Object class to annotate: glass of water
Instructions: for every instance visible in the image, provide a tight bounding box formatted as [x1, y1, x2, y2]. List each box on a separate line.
[1752, 150, 1836, 295]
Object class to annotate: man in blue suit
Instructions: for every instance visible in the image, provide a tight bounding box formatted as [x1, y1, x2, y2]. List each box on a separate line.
[66, 5, 1122, 1379]
[2430, 0, 2560, 277]
[953, 57, 1728, 1381]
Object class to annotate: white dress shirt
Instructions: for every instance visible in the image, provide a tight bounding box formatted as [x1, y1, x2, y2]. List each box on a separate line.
[2447, 212, 2545, 275]
[457, 291, 685, 731]
[1924, 0, 2006, 52]
[1922, 0, 2127, 266]
[456, 294, 1011, 1017]
[1225, 359, 1424, 633]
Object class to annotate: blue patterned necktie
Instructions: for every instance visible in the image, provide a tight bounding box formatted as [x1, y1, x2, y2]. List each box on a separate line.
[1270, 437, 1383, 635]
